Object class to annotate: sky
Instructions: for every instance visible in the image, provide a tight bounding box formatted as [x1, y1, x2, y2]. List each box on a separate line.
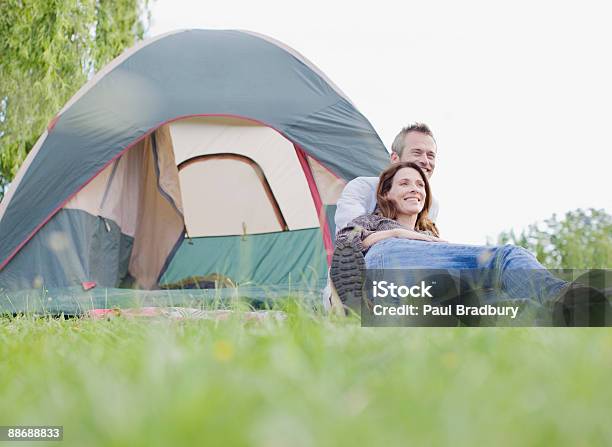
[148, 0, 611, 244]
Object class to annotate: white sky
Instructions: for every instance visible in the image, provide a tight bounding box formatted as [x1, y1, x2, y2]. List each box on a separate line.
[149, 0, 611, 244]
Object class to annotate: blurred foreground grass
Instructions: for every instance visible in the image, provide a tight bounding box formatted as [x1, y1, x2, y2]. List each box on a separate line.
[1, 302, 612, 447]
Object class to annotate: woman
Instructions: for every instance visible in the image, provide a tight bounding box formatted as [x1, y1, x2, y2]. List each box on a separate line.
[330, 162, 608, 326]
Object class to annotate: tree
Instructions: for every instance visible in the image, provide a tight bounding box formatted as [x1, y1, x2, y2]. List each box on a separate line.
[0, 0, 151, 201]
[496, 208, 612, 269]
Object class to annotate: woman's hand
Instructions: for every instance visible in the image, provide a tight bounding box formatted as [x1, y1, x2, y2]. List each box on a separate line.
[393, 228, 447, 243]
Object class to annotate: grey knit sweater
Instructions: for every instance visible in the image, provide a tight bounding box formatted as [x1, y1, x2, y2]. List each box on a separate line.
[335, 213, 436, 255]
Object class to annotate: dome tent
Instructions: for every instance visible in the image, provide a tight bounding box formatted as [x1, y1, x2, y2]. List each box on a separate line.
[0, 29, 388, 310]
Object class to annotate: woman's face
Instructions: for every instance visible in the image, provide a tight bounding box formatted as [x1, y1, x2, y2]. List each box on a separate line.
[385, 167, 426, 217]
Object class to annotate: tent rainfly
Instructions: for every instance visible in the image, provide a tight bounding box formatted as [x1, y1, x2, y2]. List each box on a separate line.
[0, 29, 388, 297]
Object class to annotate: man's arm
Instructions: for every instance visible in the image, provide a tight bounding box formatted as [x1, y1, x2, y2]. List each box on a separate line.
[334, 177, 376, 232]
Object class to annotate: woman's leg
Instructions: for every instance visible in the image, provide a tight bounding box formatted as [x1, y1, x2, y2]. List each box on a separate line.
[365, 238, 567, 304]
[477, 244, 567, 304]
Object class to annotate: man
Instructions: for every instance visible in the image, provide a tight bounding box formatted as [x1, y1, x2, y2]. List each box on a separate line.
[335, 122, 440, 233]
[327, 123, 441, 309]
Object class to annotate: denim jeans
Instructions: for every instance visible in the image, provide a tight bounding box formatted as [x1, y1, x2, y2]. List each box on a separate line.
[364, 238, 567, 305]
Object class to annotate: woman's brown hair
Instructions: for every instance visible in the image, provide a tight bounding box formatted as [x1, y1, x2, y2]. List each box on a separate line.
[376, 162, 440, 237]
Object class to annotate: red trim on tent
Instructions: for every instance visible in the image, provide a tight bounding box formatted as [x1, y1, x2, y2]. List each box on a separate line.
[302, 152, 343, 181]
[295, 145, 333, 266]
[0, 114, 341, 271]
[47, 115, 60, 131]
[81, 281, 96, 291]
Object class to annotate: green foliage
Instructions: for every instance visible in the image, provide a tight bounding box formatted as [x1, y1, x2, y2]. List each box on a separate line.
[496, 208, 611, 269]
[0, 0, 151, 200]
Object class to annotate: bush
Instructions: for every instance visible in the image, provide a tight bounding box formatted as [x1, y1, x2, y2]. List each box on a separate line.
[496, 208, 611, 269]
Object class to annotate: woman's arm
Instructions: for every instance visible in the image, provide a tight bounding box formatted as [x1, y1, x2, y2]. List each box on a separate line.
[362, 228, 445, 248]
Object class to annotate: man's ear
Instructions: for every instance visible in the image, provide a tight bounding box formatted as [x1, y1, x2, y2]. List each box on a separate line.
[390, 152, 400, 163]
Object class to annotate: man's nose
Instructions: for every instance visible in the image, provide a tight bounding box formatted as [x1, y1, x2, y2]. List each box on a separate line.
[417, 155, 430, 169]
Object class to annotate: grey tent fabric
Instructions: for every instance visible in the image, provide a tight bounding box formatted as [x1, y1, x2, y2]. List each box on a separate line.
[0, 29, 388, 276]
[0, 209, 133, 290]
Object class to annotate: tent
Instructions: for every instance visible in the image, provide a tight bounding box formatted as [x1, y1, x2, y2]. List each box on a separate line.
[0, 29, 388, 307]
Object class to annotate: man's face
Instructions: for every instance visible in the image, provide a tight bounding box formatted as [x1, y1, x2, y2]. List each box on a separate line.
[390, 131, 437, 178]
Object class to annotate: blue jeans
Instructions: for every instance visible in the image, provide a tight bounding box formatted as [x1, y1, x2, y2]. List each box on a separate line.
[364, 238, 567, 305]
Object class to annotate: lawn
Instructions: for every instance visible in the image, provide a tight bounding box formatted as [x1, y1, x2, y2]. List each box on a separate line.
[1, 302, 611, 447]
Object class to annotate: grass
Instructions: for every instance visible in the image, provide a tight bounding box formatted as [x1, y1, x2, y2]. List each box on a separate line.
[1, 302, 612, 447]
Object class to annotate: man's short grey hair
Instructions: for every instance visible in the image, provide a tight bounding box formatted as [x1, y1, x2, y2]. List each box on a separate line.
[391, 122, 436, 157]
